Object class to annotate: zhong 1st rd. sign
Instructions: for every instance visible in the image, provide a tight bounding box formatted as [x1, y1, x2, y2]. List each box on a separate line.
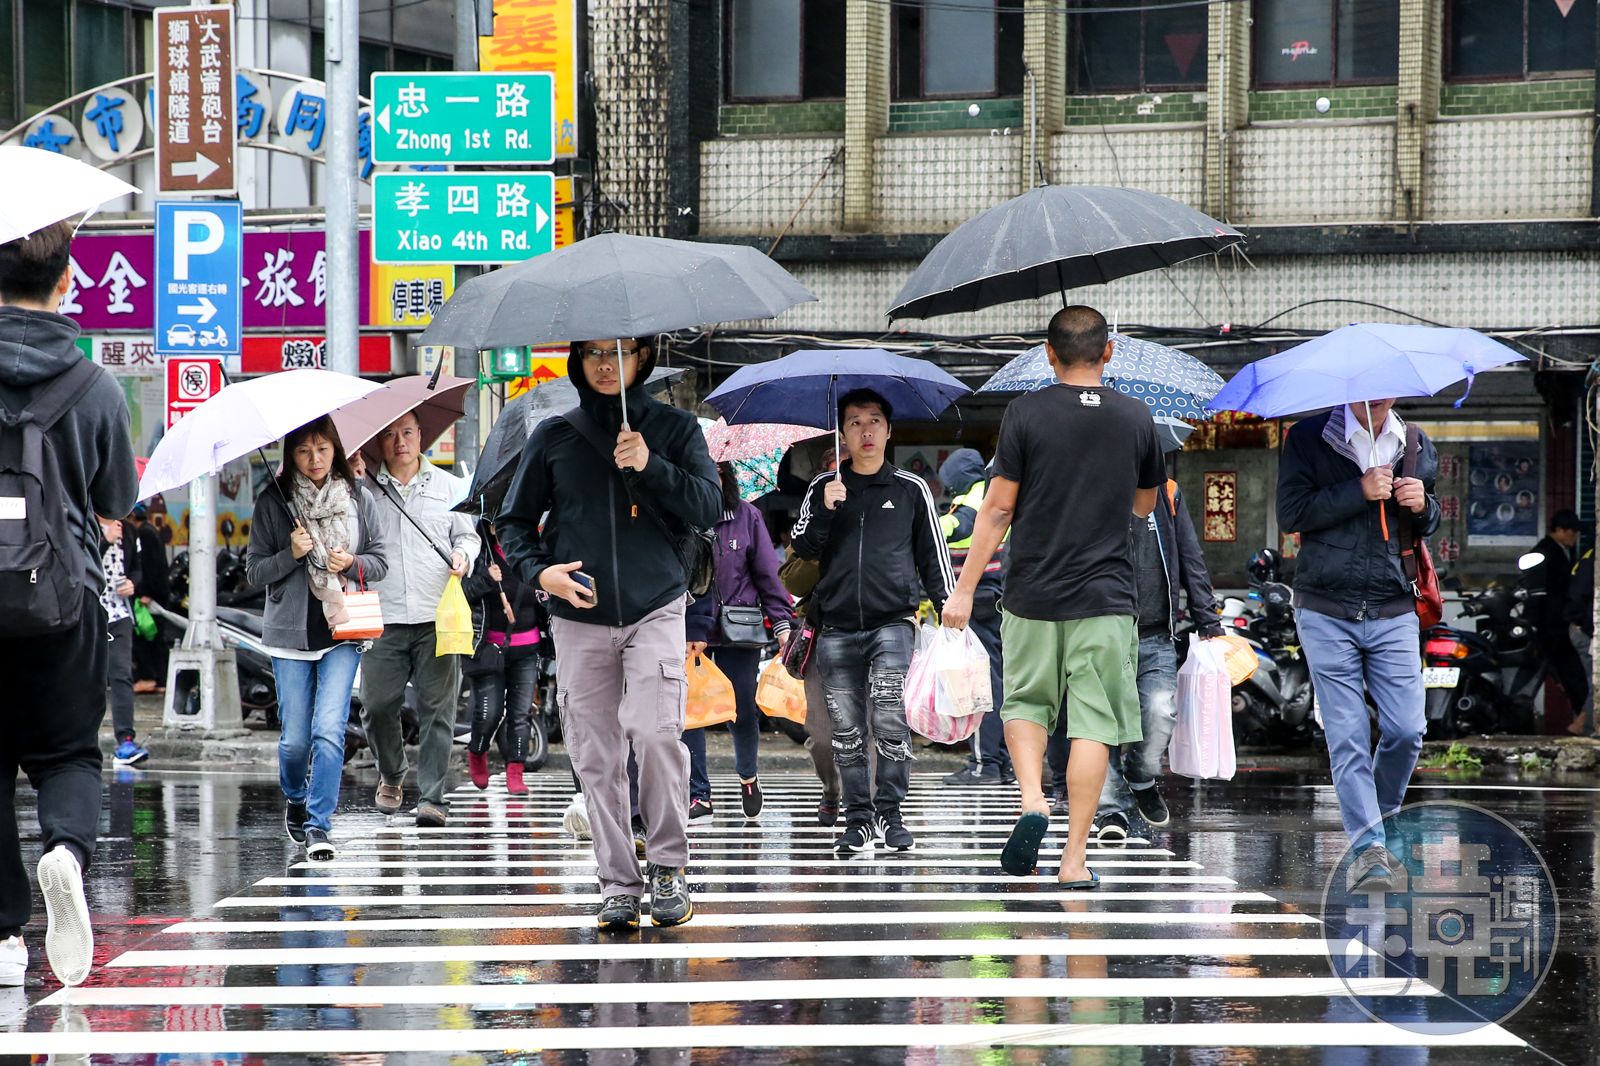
[369, 72, 554, 166]
[372, 172, 555, 265]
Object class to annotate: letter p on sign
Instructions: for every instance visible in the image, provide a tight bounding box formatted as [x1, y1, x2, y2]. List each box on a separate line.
[172, 210, 224, 280]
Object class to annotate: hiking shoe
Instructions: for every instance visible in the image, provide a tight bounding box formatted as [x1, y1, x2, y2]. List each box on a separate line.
[740, 779, 763, 819]
[467, 751, 490, 790]
[816, 796, 840, 827]
[632, 815, 648, 860]
[284, 800, 309, 845]
[646, 863, 693, 927]
[876, 815, 915, 852]
[834, 822, 873, 856]
[504, 761, 527, 795]
[374, 782, 403, 815]
[304, 827, 337, 862]
[942, 766, 1001, 786]
[1130, 785, 1170, 828]
[415, 801, 448, 828]
[112, 739, 149, 767]
[1348, 845, 1398, 894]
[563, 793, 592, 840]
[1094, 811, 1130, 846]
[688, 798, 714, 822]
[38, 846, 93, 987]
[0, 937, 24, 988]
[597, 894, 641, 931]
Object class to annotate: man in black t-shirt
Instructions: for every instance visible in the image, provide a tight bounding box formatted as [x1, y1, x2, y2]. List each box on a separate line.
[943, 306, 1164, 889]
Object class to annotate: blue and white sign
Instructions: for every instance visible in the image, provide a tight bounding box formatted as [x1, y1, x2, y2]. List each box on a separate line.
[155, 201, 242, 357]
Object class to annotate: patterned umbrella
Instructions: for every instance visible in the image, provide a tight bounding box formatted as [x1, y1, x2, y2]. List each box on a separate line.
[698, 418, 824, 502]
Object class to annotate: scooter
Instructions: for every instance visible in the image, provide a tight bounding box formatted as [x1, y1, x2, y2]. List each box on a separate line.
[1421, 568, 1545, 738]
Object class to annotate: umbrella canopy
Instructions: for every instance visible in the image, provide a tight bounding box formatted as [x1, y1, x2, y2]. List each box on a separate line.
[138, 370, 384, 501]
[699, 418, 827, 502]
[887, 185, 1243, 321]
[418, 233, 816, 352]
[978, 334, 1224, 421]
[706, 349, 970, 431]
[330, 373, 473, 465]
[457, 366, 687, 515]
[0, 146, 139, 244]
[1207, 323, 1528, 419]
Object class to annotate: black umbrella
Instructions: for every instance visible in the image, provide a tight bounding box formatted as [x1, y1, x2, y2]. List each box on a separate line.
[455, 366, 688, 516]
[886, 185, 1243, 321]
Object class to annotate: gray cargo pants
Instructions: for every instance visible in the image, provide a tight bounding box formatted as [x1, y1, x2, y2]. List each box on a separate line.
[360, 622, 461, 808]
[551, 597, 691, 899]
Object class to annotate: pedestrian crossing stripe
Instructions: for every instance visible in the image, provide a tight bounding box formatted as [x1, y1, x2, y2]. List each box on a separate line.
[210, 890, 1277, 908]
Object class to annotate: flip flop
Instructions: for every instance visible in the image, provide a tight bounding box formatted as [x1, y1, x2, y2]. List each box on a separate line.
[1000, 811, 1050, 876]
[1059, 869, 1101, 891]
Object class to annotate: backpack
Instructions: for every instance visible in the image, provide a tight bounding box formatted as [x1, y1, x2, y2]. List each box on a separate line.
[0, 360, 103, 637]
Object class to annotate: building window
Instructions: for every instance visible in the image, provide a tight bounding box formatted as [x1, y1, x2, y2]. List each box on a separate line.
[21, 0, 68, 117]
[1448, 0, 1596, 80]
[894, 0, 1024, 100]
[0, 0, 16, 128]
[1253, 0, 1400, 87]
[73, 0, 128, 95]
[1070, 0, 1209, 93]
[725, 0, 846, 103]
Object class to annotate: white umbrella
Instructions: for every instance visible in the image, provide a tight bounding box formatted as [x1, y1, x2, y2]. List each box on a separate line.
[0, 146, 139, 244]
[138, 369, 384, 501]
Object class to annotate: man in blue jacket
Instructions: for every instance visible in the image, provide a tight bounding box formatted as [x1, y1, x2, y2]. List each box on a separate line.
[1278, 398, 1439, 891]
[500, 337, 720, 932]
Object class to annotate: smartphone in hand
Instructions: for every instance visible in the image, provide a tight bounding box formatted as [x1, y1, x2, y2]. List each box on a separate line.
[573, 571, 597, 601]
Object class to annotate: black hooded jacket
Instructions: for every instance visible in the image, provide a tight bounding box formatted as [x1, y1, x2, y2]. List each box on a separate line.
[0, 307, 137, 590]
[497, 345, 720, 628]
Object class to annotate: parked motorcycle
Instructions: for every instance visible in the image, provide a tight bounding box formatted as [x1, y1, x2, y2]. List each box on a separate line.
[1421, 568, 1544, 738]
[1224, 549, 1318, 746]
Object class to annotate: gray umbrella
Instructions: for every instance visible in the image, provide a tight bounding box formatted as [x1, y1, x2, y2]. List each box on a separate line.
[886, 185, 1243, 321]
[419, 233, 816, 351]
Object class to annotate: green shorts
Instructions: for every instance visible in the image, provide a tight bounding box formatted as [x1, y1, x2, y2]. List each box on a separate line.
[999, 613, 1142, 746]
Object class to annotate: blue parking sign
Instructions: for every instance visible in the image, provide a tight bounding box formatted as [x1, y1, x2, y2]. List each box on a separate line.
[155, 201, 242, 357]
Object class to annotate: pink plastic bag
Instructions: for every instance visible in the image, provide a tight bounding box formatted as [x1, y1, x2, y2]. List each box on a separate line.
[1169, 635, 1236, 780]
[906, 626, 987, 744]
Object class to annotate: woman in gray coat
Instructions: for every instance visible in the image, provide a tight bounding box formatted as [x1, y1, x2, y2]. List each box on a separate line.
[246, 416, 387, 860]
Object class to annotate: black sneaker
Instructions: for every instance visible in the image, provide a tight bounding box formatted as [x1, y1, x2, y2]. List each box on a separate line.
[688, 798, 714, 822]
[999, 767, 1017, 785]
[646, 863, 693, 927]
[1094, 810, 1130, 845]
[740, 779, 763, 819]
[597, 894, 641, 931]
[1130, 785, 1170, 827]
[284, 800, 308, 845]
[835, 822, 873, 855]
[816, 796, 840, 827]
[876, 816, 914, 852]
[942, 766, 1000, 786]
[303, 827, 336, 861]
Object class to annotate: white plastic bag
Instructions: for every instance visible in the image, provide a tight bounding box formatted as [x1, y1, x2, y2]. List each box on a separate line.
[1169, 634, 1236, 780]
[906, 626, 989, 744]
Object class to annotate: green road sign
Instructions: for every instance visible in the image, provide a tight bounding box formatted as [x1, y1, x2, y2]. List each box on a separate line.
[372, 172, 555, 265]
[370, 72, 554, 165]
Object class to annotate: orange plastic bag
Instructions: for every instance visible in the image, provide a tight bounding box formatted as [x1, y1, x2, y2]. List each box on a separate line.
[756, 656, 807, 724]
[685, 653, 737, 730]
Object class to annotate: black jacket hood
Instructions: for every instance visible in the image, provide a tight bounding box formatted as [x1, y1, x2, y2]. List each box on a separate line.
[568, 340, 661, 419]
[939, 448, 987, 498]
[0, 308, 83, 387]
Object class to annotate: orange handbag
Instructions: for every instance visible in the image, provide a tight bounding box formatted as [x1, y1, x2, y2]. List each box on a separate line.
[331, 561, 384, 642]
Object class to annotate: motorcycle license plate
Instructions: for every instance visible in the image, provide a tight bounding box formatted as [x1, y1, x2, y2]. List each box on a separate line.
[1423, 667, 1460, 689]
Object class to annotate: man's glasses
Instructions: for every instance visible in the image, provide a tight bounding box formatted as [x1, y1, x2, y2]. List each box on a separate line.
[579, 345, 640, 363]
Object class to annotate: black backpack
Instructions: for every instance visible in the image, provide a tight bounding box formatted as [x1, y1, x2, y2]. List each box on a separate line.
[0, 359, 103, 637]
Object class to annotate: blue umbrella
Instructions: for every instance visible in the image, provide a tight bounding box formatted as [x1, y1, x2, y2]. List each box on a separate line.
[1208, 323, 1527, 421]
[705, 348, 971, 470]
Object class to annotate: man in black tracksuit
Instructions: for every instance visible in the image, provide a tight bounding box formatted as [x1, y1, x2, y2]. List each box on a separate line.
[1528, 509, 1589, 723]
[791, 389, 953, 855]
[499, 337, 720, 931]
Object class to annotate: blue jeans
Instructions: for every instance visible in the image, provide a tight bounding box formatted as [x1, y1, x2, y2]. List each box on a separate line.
[682, 645, 762, 802]
[274, 643, 361, 832]
[1098, 633, 1179, 818]
[1297, 608, 1424, 852]
[818, 622, 915, 827]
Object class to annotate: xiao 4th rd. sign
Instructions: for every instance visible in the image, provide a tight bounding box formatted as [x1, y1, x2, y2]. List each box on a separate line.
[372, 172, 555, 265]
[369, 72, 554, 166]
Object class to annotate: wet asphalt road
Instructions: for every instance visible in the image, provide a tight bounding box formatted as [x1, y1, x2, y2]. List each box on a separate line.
[0, 761, 1594, 1064]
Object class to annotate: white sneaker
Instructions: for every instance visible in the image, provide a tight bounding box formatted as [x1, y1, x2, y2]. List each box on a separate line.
[562, 793, 592, 840]
[0, 936, 25, 987]
[38, 847, 93, 987]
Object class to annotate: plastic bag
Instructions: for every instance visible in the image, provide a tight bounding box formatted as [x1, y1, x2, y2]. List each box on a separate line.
[930, 625, 993, 720]
[1213, 634, 1260, 687]
[434, 574, 474, 656]
[756, 655, 807, 724]
[1169, 634, 1236, 780]
[131, 598, 158, 642]
[685, 653, 738, 730]
[906, 625, 986, 744]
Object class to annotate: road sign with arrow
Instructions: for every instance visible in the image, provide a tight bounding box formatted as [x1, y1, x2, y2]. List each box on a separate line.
[155, 5, 237, 195]
[372, 172, 556, 265]
[370, 72, 555, 166]
[155, 201, 242, 357]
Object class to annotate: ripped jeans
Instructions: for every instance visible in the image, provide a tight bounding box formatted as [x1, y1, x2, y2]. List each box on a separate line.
[817, 621, 915, 827]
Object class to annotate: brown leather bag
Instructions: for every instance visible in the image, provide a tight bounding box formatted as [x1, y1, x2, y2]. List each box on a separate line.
[1396, 424, 1444, 629]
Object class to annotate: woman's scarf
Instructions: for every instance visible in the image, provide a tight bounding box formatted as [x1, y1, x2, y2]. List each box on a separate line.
[291, 473, 354, 627]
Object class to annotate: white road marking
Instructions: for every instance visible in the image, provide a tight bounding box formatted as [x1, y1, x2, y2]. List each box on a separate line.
[211, 889, 1275, 909]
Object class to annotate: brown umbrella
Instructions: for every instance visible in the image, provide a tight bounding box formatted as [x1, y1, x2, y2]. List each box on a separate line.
[330, 373, 473, 467]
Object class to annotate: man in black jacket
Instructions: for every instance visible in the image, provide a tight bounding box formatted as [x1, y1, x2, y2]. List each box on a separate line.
[127, 503, 170, 693]
[1277, 399, 1439, 892]
[499, 337, 719, 932]
[792, 390, 953, 855]
[0, 219, 139, 989]
[1527, 509, 1589, 724]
